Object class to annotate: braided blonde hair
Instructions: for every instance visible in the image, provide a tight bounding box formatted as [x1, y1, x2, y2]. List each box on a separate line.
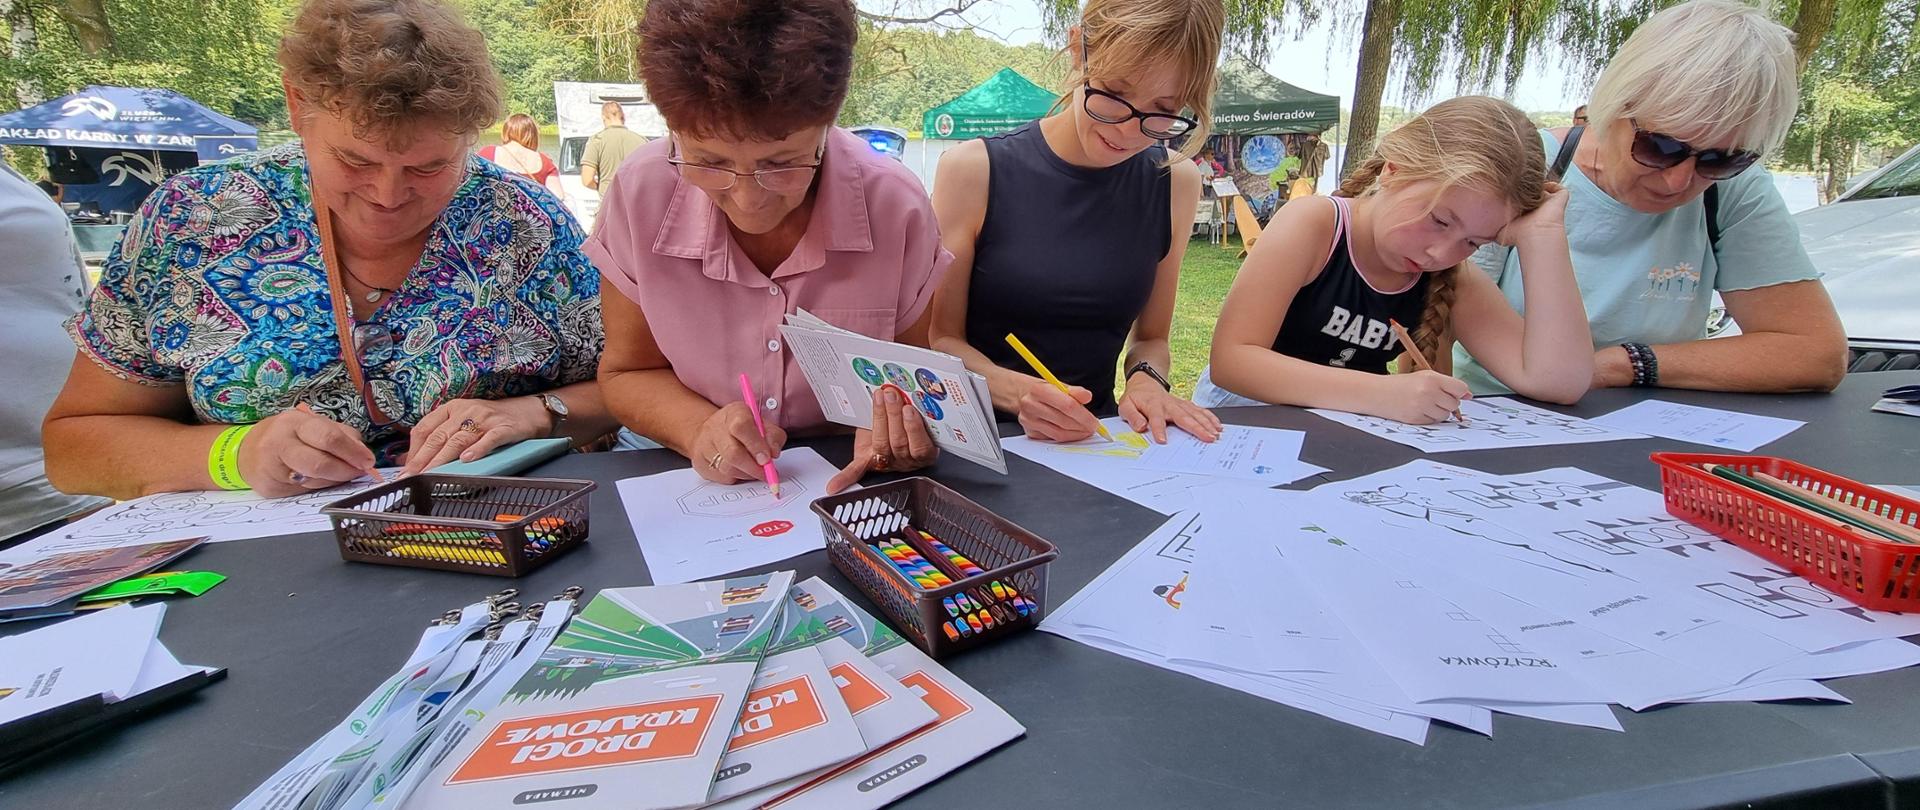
[1336, 96, 1547, 367]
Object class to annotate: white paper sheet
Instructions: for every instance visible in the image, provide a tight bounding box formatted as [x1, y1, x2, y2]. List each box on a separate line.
[1133, 425, 1322, 483]
[615, 448, 850, 585]
[1041, 512, 1436, 744]
[1588, 400, 1805, 451]
[1003, 418, 1326, 514]
[0, 604, 164, 724]
[33, 470, 397, 550]
[1309, 397, 1646, 453]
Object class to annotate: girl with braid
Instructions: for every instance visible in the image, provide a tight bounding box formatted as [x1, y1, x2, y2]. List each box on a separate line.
[1193, 96, 1593, 424]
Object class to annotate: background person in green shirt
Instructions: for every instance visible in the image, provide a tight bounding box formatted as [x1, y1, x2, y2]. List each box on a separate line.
[582, 100, 647, 198]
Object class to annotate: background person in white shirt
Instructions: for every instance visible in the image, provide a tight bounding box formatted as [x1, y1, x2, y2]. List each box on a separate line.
[1, 164, 108, 543]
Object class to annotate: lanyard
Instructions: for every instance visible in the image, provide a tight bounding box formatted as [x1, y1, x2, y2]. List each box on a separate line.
[313, 203, 395, 428]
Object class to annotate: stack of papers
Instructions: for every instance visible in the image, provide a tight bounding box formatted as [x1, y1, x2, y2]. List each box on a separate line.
[1044, 460, 1920, 744]
[781, 309, 1007, 474]
[1004, 419, 1329, 514]
[397, 575, 1021, 810]
[707, 577, 1024, 810]
[0, 604, 221, 760]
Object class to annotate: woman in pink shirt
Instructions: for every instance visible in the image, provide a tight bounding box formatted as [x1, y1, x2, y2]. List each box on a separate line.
[588, 0, 951, 493]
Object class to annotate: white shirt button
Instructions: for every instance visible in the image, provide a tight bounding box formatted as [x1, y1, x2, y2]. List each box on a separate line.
[768, 285, 781, 296]
[767, 339, 781, 352]
[764, 397, 778, 410]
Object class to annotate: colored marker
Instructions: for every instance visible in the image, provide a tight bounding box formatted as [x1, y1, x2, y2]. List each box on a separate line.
[1004, 333, 1115, 442]
[942, 623, 961, 642]
[738, 373, 781, 497]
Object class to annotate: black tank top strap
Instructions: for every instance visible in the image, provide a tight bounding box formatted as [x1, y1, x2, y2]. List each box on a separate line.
[1269, 196, 1430, 374]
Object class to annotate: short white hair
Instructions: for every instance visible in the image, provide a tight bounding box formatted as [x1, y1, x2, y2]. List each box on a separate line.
[1587, 0, 1799, 155]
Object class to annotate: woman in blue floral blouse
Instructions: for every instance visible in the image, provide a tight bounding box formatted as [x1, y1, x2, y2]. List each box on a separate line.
[44, 0, 614, 500]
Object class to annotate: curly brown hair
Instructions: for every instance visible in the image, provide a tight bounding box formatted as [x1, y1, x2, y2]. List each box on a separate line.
[278, 0, 503, 144]
[638, 0, 856, 142]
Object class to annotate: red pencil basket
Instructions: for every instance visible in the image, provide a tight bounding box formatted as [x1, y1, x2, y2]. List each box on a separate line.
[1652, 452, 1920, 611]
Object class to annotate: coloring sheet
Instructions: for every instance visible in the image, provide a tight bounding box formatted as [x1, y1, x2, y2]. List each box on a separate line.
[1133, 425, 1325, 483]
[1588, 400, 1805, 451]
[33, 470, 397, 549]
[1042, 512, 1437, 744]
[1003, 418, 1326, 515]
[1308, 397, 1646, 453]
[616, 448, 849, 585]
[780, 311, 1006, 474]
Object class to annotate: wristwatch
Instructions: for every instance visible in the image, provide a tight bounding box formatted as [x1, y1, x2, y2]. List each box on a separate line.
[1126, 362, 1173, 392]
[535, 393, 570, 435]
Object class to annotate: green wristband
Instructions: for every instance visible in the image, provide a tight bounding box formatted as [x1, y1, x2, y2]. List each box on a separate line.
[209, 424, 255, 490]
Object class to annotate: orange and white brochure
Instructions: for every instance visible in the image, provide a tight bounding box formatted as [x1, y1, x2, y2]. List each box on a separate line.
[411, 572, 795, 810]
[706, 577, 1023, 809]
[704, 601, 869, 803]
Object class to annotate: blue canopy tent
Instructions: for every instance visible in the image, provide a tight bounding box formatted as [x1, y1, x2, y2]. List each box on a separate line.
[0, 85, 258, 215]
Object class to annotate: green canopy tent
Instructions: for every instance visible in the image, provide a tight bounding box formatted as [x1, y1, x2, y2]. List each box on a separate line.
[1210, 57, 1340, 135]
[921, 67, 1060, 141]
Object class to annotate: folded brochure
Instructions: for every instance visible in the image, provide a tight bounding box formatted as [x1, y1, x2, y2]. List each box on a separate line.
[414, 572, 795, 810]
[0, 536, 206, 623]
[780, 310, 1007, 474]
[706, 576, 1025, 809]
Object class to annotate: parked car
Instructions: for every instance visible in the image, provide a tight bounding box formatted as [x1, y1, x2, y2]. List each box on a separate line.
[1795, 143, 1920, 371]
[1707, 144, 1920, 372]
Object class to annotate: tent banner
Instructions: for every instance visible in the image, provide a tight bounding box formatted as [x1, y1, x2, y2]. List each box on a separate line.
[1213, 107, 1326, 128]
[927, 113, 1045, 139]
[0, 127, 196, 149]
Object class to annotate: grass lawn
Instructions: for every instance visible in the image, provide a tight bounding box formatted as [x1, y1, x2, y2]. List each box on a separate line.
[1126, 234, 1246, 401]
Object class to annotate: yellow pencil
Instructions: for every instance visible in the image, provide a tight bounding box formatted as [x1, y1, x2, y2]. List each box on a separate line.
[1004, 333, 1114, 441]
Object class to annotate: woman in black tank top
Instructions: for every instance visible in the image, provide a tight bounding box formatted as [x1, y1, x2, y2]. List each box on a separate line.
[928, 0, 1227, 445]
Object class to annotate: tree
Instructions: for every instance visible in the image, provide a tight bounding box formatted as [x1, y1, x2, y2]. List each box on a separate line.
[538, 0, 644, 80]
[458, 0, 598, 121]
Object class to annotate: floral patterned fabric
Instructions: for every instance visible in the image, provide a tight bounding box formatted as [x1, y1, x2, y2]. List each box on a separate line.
[67, 143, 603, 462]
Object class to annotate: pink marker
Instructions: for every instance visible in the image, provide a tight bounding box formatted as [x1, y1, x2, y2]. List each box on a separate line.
[737, 373, 780, 497]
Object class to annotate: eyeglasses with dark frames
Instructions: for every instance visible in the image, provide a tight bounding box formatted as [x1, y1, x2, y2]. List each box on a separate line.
[1076, 37, 1198, 141]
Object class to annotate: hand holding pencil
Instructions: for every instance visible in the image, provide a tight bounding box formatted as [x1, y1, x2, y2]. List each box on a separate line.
[1005, 334, 1113, 443]
[1386, 320, 1471, 426]
[690, 400, 787, 488]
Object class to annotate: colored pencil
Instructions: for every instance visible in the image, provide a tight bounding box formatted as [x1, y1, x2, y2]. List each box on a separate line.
[737, 373, 780, 497]
[1388, 319, 1465, 424]
[1004, 333, 1115, 441]
[1706, 464, 1918, 545]
[1749, 470, 1920, 545]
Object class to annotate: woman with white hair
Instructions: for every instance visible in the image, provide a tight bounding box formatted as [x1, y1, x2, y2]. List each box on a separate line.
[1453, 0, 1848, 394]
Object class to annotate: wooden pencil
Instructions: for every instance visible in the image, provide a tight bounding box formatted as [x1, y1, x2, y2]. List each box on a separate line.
[1749, 470, 1920, 545]
[1705, 464, 1919, 545]
[1388, 319, 1466, 424]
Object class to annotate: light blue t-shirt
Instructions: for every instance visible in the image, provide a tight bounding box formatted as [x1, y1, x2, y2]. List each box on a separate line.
[1454, 129, 1820, 394]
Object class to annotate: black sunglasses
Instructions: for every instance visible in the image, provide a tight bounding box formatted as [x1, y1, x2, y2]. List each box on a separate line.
[1628, 119, 1760, 181]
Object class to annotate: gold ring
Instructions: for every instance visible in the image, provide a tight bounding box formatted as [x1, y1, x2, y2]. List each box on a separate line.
[459, 418, 481, 435]
[871, 453, 891, 472]
[708, 453, 725, 469]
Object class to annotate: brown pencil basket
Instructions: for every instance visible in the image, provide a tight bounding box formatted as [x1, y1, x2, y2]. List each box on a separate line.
[322, 474, 596, 577]
[813, 476, 1059, 658]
